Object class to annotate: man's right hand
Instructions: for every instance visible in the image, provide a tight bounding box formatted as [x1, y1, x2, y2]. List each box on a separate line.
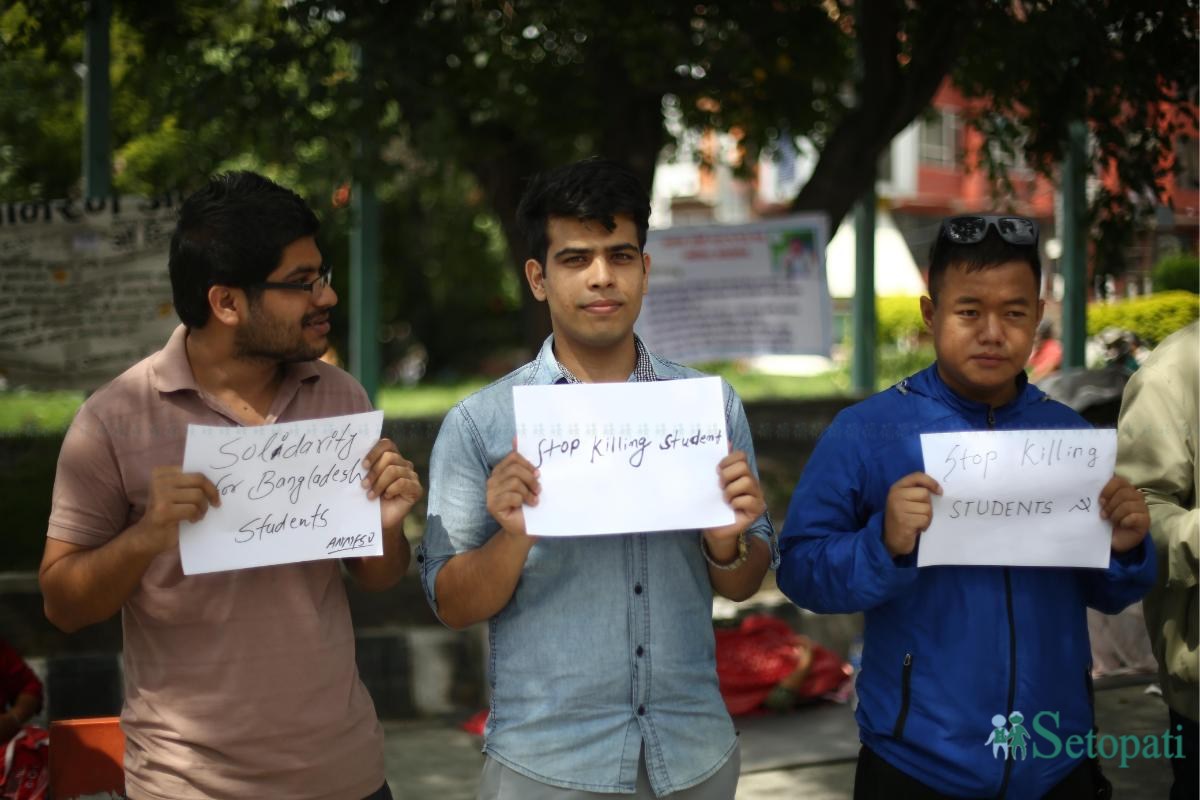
[136, 466, 220, 554]
[485, 448, 539, 540]
[883, 472, 941, 557]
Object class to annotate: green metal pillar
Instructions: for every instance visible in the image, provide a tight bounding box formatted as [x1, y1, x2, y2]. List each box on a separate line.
[349, 178, 381, 403]
[1061, 121, 1088, 369]
[83, 0, 112, 198]
[348, 45, 380, 403]
[851, 184, 877, 394]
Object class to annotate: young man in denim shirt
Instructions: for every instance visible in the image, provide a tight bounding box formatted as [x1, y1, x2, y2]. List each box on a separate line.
[418, 158, 777, 799]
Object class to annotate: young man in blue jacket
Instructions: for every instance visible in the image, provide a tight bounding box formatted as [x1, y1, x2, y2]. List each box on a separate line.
[778, 215, 1155, 798]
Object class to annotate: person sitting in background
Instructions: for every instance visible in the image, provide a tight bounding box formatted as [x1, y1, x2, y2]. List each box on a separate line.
[1027, 319, 1062, 382]
[0, 638, 42, 743]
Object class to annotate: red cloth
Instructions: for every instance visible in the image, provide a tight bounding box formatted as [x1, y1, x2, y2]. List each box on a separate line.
[2, 727, 48, 800]
[0, 642, 41, 710]
[714, 615, 851, 715]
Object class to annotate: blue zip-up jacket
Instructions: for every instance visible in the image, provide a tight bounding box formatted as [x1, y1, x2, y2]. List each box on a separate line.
[778, 364, 1155, 798]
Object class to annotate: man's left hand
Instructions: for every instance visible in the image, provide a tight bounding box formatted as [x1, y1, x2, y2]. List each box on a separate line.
[702, 450, 766, 557]
[1100, 475, 1150, 554]
[361, 438, 424, 534]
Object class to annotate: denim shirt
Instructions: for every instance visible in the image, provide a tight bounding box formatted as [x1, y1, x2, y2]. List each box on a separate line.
[418, 335, 777, 795]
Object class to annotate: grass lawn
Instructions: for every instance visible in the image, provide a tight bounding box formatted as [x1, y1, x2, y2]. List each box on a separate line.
[0, 352, 925, 434]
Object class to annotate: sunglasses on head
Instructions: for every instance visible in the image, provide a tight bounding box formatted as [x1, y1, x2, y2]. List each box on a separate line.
[939, 215, 1039, 246]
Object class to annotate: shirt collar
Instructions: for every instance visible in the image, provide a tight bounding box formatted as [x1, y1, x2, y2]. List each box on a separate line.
[543, 335, 658, 384]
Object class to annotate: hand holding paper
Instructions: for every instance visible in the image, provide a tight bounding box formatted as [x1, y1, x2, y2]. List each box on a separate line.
[360, 437, 424, 532]
[1099, 475, 1150, 553]
[884, 472, 942, 558]
[703, 449, 767, 557]
[138, 466, 221, 555]
[486, 447, 540, 541]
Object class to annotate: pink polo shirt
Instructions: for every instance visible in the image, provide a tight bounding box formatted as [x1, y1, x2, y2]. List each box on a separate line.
[47, 326, 385, 800]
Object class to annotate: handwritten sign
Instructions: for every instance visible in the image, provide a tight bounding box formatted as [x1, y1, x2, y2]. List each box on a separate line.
[918, 429, 1117, 569]
[179, 411, 384, 575]
[512, 377, 735, 536]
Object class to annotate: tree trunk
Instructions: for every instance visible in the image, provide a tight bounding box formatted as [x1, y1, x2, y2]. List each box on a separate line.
[794, 0, 971, 237]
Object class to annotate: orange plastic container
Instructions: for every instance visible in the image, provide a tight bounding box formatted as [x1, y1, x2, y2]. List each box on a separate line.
[47, 717, 125, 799]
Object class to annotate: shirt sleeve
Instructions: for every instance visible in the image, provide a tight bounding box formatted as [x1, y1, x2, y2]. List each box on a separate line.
[1115, 359, 1198, 592]
[722, 380, 778, 567]
[46, 404, 130, 547]
[416, 403, 497, 620]
[777, 412, 919, 613]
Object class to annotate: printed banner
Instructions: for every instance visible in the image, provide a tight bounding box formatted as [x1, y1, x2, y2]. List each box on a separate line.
[0, 195, 181, 390]
[637, 215, 831, 363]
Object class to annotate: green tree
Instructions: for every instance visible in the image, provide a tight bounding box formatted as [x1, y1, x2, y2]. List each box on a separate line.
[3, 0, 1196, 356]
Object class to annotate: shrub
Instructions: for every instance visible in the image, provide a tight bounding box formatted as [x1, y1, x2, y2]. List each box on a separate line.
[1152, 252, 1200, 294]
[1087, 290, 1199, 346]
[876, 295, 926, 347]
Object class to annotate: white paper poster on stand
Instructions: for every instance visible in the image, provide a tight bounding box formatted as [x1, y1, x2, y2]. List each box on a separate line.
[512, 378, 734, 536]
[637, 215, 831, 363]
[917, 428, 1116, 569]
[179, 411, 384, 575]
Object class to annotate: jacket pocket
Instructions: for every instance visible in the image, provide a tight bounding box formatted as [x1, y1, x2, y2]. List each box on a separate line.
[892, 652, 914, 740]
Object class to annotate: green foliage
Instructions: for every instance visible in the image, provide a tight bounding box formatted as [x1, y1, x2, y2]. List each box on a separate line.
[1152, 252, 1200, 294]
[1086, 291, 1200, 346]
[876, 296, 926, 347]
[1, 0, 1196, 368]
[0, 390, 83, 432]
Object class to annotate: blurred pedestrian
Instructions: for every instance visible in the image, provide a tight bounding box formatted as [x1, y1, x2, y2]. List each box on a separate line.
[1027, 318, 1062, 382]
[1116, 320, 1198, 800]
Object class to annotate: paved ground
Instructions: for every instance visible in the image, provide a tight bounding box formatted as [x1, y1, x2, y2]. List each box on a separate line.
[383, 678, 1177, 799]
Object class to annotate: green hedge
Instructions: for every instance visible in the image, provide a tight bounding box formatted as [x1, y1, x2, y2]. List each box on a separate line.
[1086, 291, 1200, 346]
[1152, 252, 1200, 294]
[874, 291, 1199, 350]
[876, 295, 926, 346]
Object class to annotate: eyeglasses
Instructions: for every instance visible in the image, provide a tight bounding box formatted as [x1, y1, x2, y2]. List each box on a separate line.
[251, 264, 333, 297]
[939, 215, 1039, 246]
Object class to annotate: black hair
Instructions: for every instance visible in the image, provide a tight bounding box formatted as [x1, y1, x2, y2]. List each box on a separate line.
[516, 158, 651, 265]
[168, 171, 320, 328]
[927, 226, 1042, 302]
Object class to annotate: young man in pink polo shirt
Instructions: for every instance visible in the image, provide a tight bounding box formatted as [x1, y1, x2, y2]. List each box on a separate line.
[39, 172, 421, 799]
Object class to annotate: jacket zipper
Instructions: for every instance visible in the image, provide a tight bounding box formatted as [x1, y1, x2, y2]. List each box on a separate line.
[893, 652, 913, 739]
[995, 569, 1017, 799]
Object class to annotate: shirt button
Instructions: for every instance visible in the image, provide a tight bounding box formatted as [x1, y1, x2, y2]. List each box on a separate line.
[637, 705, 646, 716]
[636, 645, 644, 657]
[416, 554, 424, 563]
[634, 584, 643, 595]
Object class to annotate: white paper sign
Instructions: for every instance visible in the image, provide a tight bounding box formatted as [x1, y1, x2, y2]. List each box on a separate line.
[512, 377, 735, 536]
[918, 429, 1116, 569]
[179, 411, 384, 575]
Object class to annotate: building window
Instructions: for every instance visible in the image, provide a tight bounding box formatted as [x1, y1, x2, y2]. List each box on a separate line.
[919, 110, 961, 167]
